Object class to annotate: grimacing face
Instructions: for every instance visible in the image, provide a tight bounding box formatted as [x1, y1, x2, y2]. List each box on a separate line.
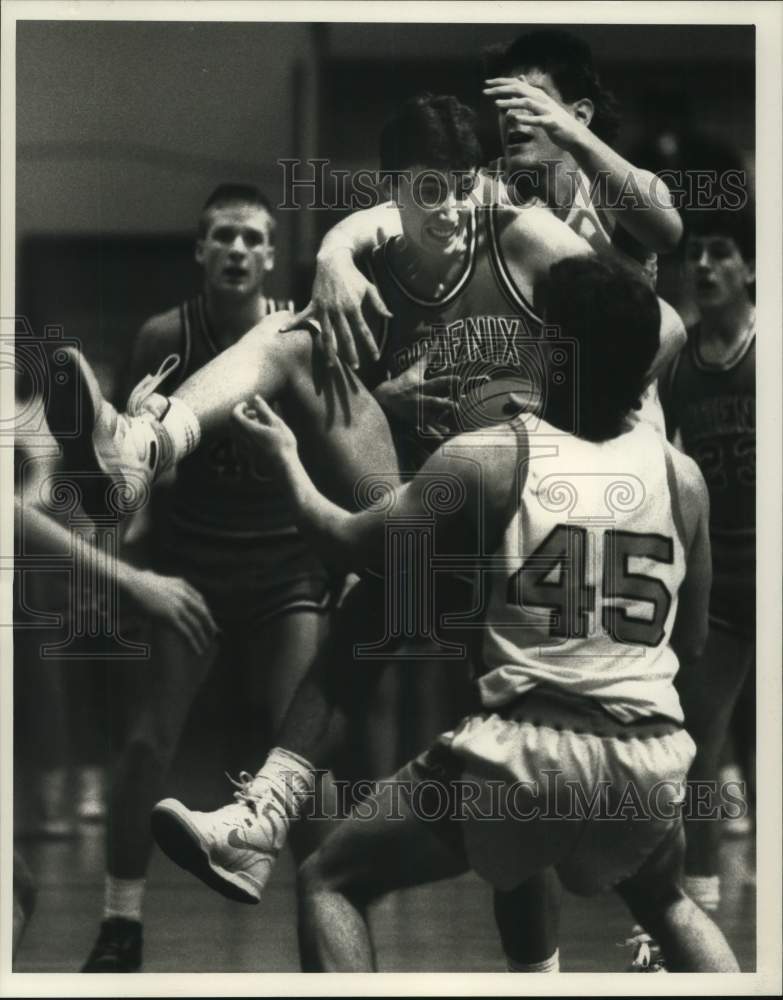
[196, 203, 275, 297]
[395, 166, 476, 266]
[684, 234, 755, 310]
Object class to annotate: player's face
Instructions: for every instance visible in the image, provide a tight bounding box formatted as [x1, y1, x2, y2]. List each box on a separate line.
[500, 68, 574, 173]
[684, 235, 754, 309]
[395, 167, 475, 264]
[196, 204, 275, 297]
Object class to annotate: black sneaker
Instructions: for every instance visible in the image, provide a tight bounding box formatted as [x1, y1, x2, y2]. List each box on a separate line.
[81, 917, 142, 972]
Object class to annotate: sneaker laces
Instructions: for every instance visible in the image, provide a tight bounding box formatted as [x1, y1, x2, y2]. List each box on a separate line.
[127, 354, 181, 416]
[225, 770, 286, 816]
[226, 765, 308, 819]
[619, 929, 665, 972]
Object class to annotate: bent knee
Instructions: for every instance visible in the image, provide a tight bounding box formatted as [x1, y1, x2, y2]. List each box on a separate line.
[298, 846, 377, 906]
[298, 847, 338, 895]
[242, 314, 312, 363]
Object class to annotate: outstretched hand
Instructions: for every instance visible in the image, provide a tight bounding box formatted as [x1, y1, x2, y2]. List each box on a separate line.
[374, 356, 460, 430]
[231, 395, 300, 477]
[280, 249, 391, 369]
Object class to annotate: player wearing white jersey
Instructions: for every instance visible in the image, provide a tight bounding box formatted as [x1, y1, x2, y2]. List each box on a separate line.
[224, 253, 737, 972]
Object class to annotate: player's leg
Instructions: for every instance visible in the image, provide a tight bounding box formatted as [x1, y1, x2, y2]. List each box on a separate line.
[151, 572, 392, 904]
[615, 824, 739, 971]
[493, 872, 562, 973]
[234, 596, 338, 863]
[297, 767, 471, 971]
[82, 623, 218, 972]
[64, 319, 399, 515]
[677, 624, 755, 912]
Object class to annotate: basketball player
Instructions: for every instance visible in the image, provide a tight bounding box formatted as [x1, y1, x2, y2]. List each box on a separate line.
[231, 254, 738, 973]
[61, 96, 681, 972]
[284, 29, 682, 411]
[80, 185, 333, 972]
[660, 206, 756, 917]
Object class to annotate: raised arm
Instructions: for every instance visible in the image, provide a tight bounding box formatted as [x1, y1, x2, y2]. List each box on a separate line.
[485, 76, 683, 253]
[646, 297, 687, 386]
[282, 204, 401, 369]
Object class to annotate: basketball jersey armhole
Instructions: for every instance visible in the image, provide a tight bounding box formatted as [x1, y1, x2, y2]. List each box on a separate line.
[486, 205, 543, 323]
[363, 251, 390, 359]
[177, 299, 195, 382]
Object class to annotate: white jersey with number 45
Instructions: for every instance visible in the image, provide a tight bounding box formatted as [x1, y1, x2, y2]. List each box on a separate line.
[479, 418, 688, 723]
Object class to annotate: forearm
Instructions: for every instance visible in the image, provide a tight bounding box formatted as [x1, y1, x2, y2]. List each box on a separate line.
[16, 498, 142, 593]
[318, 204, 401, 260]
[570, 130, 682, 253]
[645, 297, 687, 385]
[282, 458, 383, 573]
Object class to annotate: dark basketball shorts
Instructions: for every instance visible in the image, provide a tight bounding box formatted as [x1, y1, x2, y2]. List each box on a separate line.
[158, 527, 334, 628]
[396, 686, 695, 896]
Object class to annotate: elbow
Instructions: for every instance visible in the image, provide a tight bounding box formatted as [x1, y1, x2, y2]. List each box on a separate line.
[652, 212, 684, 255]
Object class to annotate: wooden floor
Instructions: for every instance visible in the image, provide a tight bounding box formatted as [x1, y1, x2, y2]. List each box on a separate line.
[14, 823, 756, 974]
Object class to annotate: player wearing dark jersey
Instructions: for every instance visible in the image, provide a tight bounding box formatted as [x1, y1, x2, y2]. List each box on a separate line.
[285, 29, 682, 394]
[660, 206, 756, 918]
[81, 185, 332, 973]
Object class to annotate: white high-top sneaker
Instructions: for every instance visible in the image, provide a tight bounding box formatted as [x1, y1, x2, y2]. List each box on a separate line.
[54, 348, 179, 515]
[151, 770, 302, 904]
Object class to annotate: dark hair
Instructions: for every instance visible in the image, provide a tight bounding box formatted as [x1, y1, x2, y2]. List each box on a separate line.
[379, 94, 483, 175]
[198, 183, 274, 239]
[483, 29, 620, 144]
[542, 256, 660, 441]
[681, 205, 755, 262]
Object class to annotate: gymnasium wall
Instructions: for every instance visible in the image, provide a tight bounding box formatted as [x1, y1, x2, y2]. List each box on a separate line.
[16, 20, 319, 384]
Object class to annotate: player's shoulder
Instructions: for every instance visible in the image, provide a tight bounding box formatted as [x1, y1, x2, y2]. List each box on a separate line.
[136, 305, 183, 347]
[447, 422, 528, 507]
[495, 203, 591, 257]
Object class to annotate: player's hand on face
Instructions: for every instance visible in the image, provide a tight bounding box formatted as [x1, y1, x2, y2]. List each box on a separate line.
[127, 570, 219, 656]
[483, 76, 586, 152]
[280, 250, 391, 370]
[374, 356, 459, 430]
[231, 395, 299, 475]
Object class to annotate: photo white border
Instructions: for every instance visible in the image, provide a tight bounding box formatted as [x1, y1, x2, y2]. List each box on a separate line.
[1, 1, 780, 996]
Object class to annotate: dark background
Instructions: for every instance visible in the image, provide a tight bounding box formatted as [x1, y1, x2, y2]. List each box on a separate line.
[16, 20, 754, 398]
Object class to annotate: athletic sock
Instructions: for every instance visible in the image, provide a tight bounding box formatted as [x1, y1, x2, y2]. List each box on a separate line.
[158, 397, 201, 465]
[103, 875, 145, 923]
[507, 949, 560, 973]
[253, 747, 317, 822]
[684, 873, 720, 912]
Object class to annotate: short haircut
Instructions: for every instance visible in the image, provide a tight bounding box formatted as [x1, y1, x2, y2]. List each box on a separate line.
[542, 256, 660, 441]
[379, 94, 483, 175]
[197, 183, 275, 240]
[483, 29, 620, 144]
[682, 205, 755, 262]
